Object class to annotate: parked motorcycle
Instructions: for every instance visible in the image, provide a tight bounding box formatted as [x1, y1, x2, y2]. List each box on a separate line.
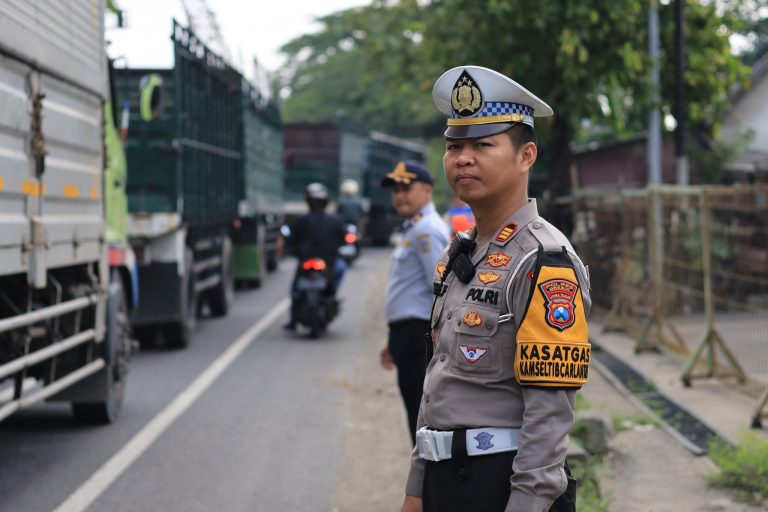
[293, 258, 339, 338]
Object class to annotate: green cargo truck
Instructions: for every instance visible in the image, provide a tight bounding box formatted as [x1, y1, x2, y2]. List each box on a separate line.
[231, 82, 284, 286]
[116, 21, 283, 347]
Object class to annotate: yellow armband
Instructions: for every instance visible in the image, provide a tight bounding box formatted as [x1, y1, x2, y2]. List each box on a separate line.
[514, 254, 590, 388]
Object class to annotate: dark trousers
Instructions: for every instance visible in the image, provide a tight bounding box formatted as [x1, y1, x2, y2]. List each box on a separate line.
[423, 432, 576, 512]
[388, 318, 429, 445]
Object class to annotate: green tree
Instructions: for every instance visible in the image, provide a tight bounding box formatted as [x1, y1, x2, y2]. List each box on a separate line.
[280, 1, 757, 199]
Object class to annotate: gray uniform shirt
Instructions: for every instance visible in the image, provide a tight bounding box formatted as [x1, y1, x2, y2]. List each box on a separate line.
[385, 202, 450, 323]
[405, 200, 592, 512]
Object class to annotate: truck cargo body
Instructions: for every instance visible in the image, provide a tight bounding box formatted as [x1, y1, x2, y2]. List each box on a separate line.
[0, 0, 133, 424]
[283, 122, 367, 215]
[117, 22, 283, 345]
[232, 83, 284, 285]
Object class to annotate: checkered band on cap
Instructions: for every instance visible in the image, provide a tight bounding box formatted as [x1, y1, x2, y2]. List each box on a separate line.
[448, 101, 535, 127]
[449, 102, 533, 119]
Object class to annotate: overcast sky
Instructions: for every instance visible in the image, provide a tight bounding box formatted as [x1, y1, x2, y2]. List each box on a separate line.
[107, 0, 368, 76]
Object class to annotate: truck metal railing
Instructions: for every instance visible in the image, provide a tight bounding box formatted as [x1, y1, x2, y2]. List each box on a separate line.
[0, 294, 103, 421]
[0, 360, 105, 422]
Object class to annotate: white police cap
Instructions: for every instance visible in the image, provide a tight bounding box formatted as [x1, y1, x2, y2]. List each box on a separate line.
[433, 65, 553, 139]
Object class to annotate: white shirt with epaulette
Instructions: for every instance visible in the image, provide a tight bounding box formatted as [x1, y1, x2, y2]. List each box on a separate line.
[385, 202, 450, 323]
[405, 199, 592, 512]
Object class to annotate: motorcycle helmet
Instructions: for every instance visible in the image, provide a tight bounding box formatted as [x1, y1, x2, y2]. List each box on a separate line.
[305, 182, 329, 210]
[340, 179, 359, 197]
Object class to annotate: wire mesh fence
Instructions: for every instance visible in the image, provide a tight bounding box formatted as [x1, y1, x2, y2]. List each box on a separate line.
[571, 185, 768, 427]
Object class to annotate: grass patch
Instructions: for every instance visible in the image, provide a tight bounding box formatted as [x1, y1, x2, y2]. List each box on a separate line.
[709, 431, 768, 501]
[569, 458, 610, 512]
[612, 412, 661, 432]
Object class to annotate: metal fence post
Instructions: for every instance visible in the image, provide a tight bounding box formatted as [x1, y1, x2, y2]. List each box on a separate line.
[681, 189, 747, 386]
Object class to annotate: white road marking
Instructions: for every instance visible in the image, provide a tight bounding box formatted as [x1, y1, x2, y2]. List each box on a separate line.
[53, 298, 290, 512]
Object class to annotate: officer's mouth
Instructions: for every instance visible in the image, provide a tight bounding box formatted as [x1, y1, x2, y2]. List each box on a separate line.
[454, 173, 479, 184]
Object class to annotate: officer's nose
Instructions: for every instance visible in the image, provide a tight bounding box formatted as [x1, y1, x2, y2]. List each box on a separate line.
[455, 147, 475, 167]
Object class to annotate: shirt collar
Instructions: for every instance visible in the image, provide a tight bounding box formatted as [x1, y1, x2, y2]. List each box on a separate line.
[403, 202, 436, 230]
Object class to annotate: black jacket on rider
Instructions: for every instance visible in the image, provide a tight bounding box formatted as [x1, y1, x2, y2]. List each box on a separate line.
[290, 209, 346, 267]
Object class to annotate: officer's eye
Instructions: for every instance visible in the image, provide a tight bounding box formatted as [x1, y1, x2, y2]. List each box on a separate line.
[446, 143, 461, 151]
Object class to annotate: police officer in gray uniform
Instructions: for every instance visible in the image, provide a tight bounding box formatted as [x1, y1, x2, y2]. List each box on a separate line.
[400, 67, 592, 512]
[380, 161, 450, 445]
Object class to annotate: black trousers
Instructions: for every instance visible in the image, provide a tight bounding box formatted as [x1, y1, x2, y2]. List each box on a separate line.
[423, 432, 576, 512]
[387, 318, 429, 445]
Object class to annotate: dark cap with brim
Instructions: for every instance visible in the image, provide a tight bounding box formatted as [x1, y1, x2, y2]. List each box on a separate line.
[381, 161, 433, 187]
[444, 122, 516, 140]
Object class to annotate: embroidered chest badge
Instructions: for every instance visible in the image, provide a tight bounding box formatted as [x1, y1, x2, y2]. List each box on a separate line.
[539, 278, 579, 331]
[459, 345, 487, 364]
[478, 271, 501, 285]
[474, 431, 495, 451]
[463, 309, 483, 327]
[486, 252, 512, 268]
[495, 223, 518, 243]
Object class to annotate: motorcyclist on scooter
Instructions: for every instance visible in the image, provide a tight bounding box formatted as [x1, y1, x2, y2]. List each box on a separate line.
[284, 183, 347, 330]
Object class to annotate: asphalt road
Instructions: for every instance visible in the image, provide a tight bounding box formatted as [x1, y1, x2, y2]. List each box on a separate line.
[0, 249, 410, 512]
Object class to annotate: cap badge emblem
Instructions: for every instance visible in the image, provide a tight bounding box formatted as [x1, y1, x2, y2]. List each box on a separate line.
[451, 70, 483, 117]
[463, 309, 483, 328]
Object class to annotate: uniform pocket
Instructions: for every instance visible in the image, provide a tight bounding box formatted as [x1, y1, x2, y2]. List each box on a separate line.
[451, 305, 501, 375]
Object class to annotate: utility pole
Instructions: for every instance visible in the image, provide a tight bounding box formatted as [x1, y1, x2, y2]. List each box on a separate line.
[674, 0, 689, 185]
[648, 0, 662, 187]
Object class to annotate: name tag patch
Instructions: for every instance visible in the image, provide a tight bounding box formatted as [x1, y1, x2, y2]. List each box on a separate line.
[460, 345, 487, 363]
[465, 288, 499, 305]
[515, 340, 590, 387]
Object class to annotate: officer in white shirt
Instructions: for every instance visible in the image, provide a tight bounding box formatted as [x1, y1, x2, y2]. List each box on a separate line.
[380, 161, 450, 445]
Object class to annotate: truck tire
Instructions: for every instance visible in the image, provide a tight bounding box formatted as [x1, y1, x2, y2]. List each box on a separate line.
[163, 249, 196, 348]
[208, 236, 234, 316]
[71, 270, 131, 424]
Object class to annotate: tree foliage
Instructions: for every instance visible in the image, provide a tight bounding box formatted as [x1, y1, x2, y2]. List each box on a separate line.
[279, 0, 760, 194]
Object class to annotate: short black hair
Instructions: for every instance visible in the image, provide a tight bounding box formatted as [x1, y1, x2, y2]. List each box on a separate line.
[505, 123, 537, 149]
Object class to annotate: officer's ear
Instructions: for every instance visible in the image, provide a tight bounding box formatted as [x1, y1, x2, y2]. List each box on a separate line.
[517, 142, 537, 174]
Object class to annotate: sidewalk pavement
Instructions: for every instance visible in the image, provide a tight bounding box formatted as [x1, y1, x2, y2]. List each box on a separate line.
[589, 318, 768, 446]
[587, 318, 768, 512]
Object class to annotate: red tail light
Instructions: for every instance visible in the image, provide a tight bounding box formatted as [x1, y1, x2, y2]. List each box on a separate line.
[302, 259, 327, 271]
[344, 233, 357, 244]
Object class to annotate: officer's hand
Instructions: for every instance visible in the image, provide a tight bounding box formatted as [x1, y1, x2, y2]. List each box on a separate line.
[401, 495, 423, 512]
[379, 345, 395, 370]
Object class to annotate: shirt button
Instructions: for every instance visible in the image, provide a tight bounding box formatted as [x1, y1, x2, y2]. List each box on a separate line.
[439, 354, 446, 362]
[447, 312, 452, 320]
[486, 321, 494, 330]
[532, 222, 542, 229]
[425, 394, 430, 403]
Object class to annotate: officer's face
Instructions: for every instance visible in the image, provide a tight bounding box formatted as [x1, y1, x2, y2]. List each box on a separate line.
[391, 182, 432, 218]
[443, 132, 536, 208]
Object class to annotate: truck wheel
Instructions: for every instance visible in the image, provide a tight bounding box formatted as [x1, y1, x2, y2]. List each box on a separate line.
[71, 271, 131, 424]
[163, 249, 196, 348]
[209, 236, 234, 316]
